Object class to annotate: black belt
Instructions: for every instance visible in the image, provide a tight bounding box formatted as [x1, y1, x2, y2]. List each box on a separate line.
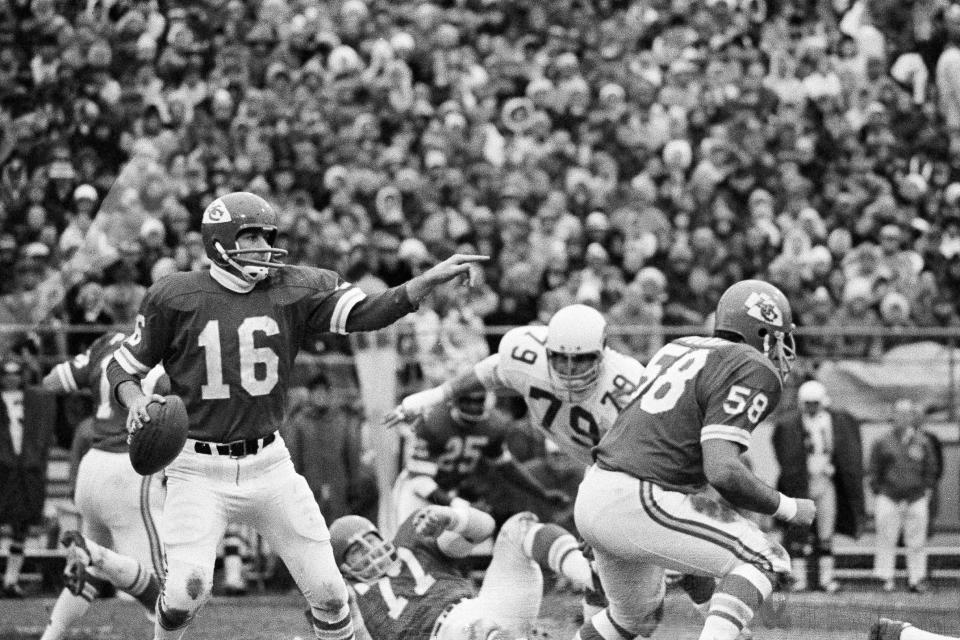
[193, 433, 276, 457]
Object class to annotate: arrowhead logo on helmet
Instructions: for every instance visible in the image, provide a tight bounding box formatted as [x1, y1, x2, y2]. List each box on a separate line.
[201, 199, 232, 224]
[743, 291, 784, 325]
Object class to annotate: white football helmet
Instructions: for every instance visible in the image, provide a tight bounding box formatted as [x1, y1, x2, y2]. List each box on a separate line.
[433, 599, 514, 640]
[545, 304, 606, 401]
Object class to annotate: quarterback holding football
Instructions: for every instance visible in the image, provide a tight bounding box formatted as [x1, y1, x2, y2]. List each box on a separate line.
[106, 192, 486, 640]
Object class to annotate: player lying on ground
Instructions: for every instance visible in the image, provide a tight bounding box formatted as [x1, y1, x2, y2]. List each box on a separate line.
[872, 619, 959, 640]
[330, 504, 594, 640]
[391, 303, 719, 620]
[40, 334, 167, 640]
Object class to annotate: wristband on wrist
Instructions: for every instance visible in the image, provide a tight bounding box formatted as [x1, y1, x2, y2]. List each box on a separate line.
[773, 493, 798, 521]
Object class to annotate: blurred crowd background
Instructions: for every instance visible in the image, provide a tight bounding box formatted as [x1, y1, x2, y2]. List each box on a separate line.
[1, 0, 960, 598]
[1, 0, 960, 375]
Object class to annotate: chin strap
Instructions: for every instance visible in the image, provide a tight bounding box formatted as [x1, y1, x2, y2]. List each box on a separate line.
[215, 242, 269, 283]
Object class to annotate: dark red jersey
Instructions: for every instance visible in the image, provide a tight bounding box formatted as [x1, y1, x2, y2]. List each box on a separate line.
[351, 512, 475, 640]
[51, 332, 130, 453]
[112, 266, 414, 442]
[405, 403, 509, 490]
[594, 336, 782, 493]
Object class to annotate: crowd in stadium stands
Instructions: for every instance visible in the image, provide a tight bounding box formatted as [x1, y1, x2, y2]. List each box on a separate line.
[1, 0, 960, 372]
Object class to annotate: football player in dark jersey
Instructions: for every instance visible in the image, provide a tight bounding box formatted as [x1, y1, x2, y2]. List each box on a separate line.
[40, 333, 167, 640]
[574, 280, 816, 640]
[105, 192, 487, 640]
[330, 504, 594, 640]
[390, 388, 567, 535]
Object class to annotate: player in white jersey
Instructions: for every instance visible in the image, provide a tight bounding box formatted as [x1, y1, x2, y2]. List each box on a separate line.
[393, 304, 644, 466]
[392, 304, 718, 625]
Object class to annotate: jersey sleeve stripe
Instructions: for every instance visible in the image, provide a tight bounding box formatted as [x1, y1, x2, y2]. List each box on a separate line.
[114, 345, 151, 375]
[700, 424, 751, 447]
[54, 363, 79, 392]
[330, 287, 367, 335]
[405, 459, 439, 476]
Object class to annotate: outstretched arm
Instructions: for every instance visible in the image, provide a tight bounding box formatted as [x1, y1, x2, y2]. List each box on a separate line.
[386, 362, 491, 427]
[404, 254, 488, 303]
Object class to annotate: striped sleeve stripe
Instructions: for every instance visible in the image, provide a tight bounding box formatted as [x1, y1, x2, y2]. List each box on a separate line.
[700, 424, 751, 447]
[405, 459, 439, 476]
[54, 363, 79, 392]
[115, 346, 151, 375]
[329, 287, 367, 335]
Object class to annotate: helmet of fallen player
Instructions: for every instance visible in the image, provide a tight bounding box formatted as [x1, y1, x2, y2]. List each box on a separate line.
[714, 279, 796, 381]
[433, 599, 515, 640]
[545, 304, 606, 400]
[201, 191, 288, 282]
[329, 515, 398, 582]
[450, 388, 493, 425]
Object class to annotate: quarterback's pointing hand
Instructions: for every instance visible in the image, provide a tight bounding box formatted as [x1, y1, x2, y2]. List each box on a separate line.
[406, 254, 489, 302]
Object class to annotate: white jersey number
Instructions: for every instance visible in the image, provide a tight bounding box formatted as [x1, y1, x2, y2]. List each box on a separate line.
[636, 343, 710, 414]
[198, 317, 280, 400]
[354, 547, 436, 620]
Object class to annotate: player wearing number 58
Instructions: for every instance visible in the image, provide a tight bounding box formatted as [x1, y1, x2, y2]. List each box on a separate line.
[574, 280, 816, 640]
[389, 303, 720, 623]
[105, 192, 488, 640]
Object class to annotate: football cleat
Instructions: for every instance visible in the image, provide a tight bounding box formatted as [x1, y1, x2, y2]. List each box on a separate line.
[201, 192, 288, 282]
[61, 530, 92, 597]
[869, 618, 910, 640]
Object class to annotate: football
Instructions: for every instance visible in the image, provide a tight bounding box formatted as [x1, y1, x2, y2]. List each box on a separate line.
[129, 395, 189, 475]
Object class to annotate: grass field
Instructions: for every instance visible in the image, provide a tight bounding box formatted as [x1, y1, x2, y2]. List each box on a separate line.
[1, 584, 957, 640]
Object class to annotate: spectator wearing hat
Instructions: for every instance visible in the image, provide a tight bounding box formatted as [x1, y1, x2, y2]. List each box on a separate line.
[607, 267, 666, 363]
[879, 291, 917, 351]
[59, 184, 104, 257]
[832, 277, 883, 358]
[798, 286, 839, 361]
[877, 224, 919, 296]
[869, 399, 941, 593]
[773, 380, 865, 593]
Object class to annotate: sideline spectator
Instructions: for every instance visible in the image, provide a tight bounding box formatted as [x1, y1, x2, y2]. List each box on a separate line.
[869, 398, 942, 593]
[773, 380, 865, 593]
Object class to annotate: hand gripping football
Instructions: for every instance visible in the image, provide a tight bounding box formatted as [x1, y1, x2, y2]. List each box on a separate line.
[129, 395, 189, 475]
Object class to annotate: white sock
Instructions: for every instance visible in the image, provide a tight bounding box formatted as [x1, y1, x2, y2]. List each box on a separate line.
[699, 615, 741, 640]
[87, 541, 142, 589]
[40, 588, 92, 640]
[3, 547, 24, 586]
